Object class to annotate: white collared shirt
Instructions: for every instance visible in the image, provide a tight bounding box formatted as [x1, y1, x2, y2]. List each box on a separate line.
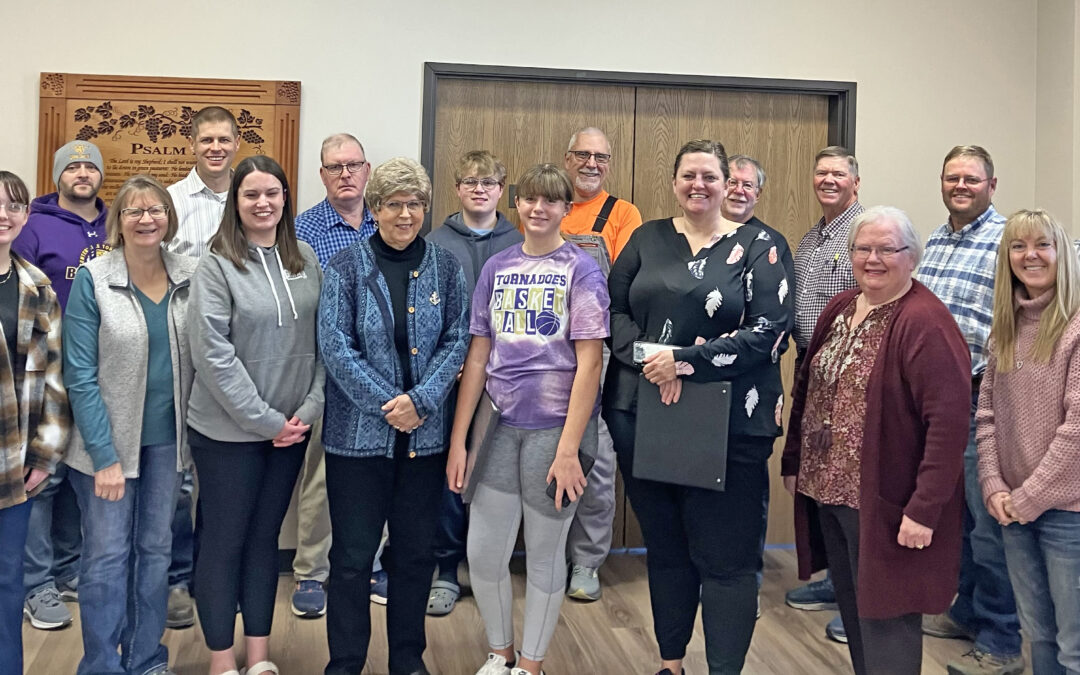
[166, 167, 228, 258]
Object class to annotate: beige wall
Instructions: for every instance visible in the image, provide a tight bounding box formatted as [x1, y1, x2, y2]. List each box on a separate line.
[0, 0, 1046, 240]
[1036, 0, 1077, 227]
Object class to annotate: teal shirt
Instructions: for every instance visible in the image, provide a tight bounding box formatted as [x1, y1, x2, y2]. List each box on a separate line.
[63, 268, 175, 471]
[132, 285, 176, 447]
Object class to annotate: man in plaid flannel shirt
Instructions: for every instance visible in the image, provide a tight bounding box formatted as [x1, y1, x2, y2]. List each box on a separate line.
[784, 145, 863, 642]
[916, 146, 1024, 675]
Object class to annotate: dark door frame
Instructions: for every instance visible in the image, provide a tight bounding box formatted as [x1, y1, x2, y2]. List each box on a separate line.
[420, 62, 857, 225]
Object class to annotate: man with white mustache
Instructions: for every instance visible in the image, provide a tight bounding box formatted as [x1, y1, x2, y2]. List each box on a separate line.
[559, 127, 642, 602]
[916, 146, 1024, 675]
[786, 145, 864, 644]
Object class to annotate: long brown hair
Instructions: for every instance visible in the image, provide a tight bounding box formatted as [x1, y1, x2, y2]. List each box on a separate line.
[209, 155, 304, 274]
[990, 209, 1080, 371]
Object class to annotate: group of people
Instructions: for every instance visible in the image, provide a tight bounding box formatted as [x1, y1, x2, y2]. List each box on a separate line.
[0, 104, 1075, 675]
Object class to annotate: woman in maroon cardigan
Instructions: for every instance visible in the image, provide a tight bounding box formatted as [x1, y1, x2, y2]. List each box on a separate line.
[782, 206, 970, 675]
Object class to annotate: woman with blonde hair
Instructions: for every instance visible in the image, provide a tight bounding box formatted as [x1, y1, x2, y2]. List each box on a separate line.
[977, 208, 1080, 674]
[63, 173, 195, 675]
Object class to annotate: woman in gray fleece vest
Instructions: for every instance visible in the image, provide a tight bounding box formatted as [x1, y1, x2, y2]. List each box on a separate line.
[63, 174, 194, 675]
[186, 156, 324, 675]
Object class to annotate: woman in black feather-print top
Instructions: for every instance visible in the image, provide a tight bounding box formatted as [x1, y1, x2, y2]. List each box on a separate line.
[602, 140, 792, 675]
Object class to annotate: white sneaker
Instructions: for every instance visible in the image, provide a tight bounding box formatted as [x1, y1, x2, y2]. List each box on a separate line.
[475, 653, 512, 675]
[510, 668, 544, 675]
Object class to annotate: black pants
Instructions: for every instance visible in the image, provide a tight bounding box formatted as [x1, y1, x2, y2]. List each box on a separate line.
[606, 408, 768, 675]
[817, 504, 923, 675]
[189, 428, 307, 651]
[324, 449, 445, 675]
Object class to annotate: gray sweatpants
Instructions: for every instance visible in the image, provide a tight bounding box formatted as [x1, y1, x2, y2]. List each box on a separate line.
[568, 346, 616, 568]
[467, 418, 599, 661]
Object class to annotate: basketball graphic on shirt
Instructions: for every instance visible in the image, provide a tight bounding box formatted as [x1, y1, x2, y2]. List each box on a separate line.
[536, 309, 560, 336]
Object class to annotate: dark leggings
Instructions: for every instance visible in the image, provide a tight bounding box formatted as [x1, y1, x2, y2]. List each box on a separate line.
[324, 449, 445, 675]
[189, 427, 307, 651]
[606, 408, 769, 675]
[817, 503, 923, 675]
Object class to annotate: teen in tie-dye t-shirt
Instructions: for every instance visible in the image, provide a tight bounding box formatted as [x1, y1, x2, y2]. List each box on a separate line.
[470, 243, 608, 427]
[446, 164, 609, 675]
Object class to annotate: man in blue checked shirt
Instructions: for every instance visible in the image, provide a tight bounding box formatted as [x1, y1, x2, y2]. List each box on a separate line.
[290, 133, 382, 619]
[916, 145, 1024, 675]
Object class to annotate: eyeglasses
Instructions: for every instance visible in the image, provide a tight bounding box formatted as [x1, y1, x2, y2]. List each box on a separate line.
[0, 202, 28, 215]
[568, 150, 611, 165]
[323, 161, 368, 176]
[725, 179, 757, 192]
[459, 177, 502, 190]
[851, 245, 909, 260]
[120, 205, 169, 220]
[382, 200, 425, 215]
[942, 175, 987, 187]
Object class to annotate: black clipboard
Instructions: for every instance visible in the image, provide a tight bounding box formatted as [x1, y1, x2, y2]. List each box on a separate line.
[633, 378, 731, 491]
[462, 391, 501, 504]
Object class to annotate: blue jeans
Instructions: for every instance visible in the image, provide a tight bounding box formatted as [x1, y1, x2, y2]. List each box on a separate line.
[168, 468, 194, 590]
[0, 500, 32, 675]
[69, 444, 181, 675]
[1001, 510, 1080, 675]
[23, 463, 82, 595]
[949, 392, 1021, 656]
[432, 484, 467, 579]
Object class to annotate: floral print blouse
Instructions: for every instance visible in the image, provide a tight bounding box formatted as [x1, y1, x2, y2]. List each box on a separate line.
[797, 295, 897, 508]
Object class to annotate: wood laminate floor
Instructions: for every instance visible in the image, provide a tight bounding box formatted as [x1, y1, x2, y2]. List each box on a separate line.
[22, 550, 1022, 674]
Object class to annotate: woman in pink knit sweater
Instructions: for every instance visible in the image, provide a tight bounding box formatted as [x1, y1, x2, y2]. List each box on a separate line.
[977, 208, 1080, 675]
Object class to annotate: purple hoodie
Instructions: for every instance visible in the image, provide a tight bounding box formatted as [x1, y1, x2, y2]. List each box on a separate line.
[14, 193, 110, 310]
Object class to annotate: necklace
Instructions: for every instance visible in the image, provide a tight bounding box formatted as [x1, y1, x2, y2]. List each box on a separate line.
[0, 260, 13, 285]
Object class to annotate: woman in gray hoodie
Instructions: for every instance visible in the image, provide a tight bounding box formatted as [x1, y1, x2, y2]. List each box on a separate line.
[186, 156, 324, 675]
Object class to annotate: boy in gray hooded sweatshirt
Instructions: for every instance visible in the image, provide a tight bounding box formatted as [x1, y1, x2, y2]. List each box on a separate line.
[424, 151, 522, 616]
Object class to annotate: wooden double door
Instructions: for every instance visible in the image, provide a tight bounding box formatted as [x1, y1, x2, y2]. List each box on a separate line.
[430, 76, 830, 547]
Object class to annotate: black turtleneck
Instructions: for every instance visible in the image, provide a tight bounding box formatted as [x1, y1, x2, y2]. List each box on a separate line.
[370, 231, 426, 451]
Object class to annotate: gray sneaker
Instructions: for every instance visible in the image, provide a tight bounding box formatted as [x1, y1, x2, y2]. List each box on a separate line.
[166, 587, 195, 629]
[946, 648, 1024, 675]
[566, 564, 601, 601]
[57, 577, 78, 602]
[24, 586, 72, 630]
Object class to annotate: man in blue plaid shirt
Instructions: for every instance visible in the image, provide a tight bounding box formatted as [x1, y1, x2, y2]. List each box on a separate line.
[290, 133, 379, 618]
[916, 146, 1023, 675]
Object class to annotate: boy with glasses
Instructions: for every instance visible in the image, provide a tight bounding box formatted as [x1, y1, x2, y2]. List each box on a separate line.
[424, 150, 523, 616]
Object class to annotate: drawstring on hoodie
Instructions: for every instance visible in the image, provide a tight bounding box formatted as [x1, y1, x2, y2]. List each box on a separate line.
[274, 248, 299, 321]
[255, 246, 299, 327]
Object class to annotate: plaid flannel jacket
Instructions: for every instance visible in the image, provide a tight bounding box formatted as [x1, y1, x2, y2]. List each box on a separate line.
[0, 254, 70, 509]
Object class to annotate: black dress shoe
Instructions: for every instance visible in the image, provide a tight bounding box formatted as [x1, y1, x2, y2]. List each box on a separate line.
[392, 666, 430, 675]
[655, 670, 686, 675]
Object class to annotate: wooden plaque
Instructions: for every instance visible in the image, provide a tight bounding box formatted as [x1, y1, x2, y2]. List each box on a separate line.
[38, 73, 301, 204]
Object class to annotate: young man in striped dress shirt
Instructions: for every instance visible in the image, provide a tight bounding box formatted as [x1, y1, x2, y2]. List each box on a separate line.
[162, 106, 241, 628]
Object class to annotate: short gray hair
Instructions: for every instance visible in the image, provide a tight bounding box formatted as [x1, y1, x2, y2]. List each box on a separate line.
[729, 154, 766, 190]
[847, 205, 923, 267]
[567, 127, 610, 153]
[364, 157, 431, 212]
